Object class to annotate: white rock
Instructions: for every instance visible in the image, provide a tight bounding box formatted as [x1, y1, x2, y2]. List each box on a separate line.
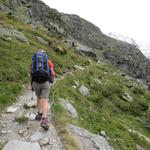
[25, 112, 36, 120]
[72, 85, 77, 89]
[74, 65, 84, 70]
[1, 130, 7, 135]
[2, 140, 41, 150]
[94, 79, 102, 84]
[59, 98, 78, 118]
[18, 130, 25, 136]
[22, 84, 25, 88]
[79, 85, 90, 96]
[35, 36, 48, 45]
[74, 80, 80, 87]
[6, 106, 20, 113]
[40, 136, 49, 146]
[122, 92, 133, 102]
[101, 130, 107, 137]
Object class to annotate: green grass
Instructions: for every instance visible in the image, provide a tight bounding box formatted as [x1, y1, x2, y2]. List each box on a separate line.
[52, 63, 150, 150]
[15, 116, 28, 123]
[0, 0, 7, 4]
[52, 102, 80, 150]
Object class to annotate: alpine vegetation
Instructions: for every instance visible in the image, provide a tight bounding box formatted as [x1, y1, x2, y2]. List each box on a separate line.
[0, 0, 150, 150]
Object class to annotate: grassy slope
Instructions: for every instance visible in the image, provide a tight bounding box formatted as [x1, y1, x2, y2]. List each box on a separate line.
[0, 11, 89, 110]
[0, 10, 150, 150]
[52, 64, 150, 150]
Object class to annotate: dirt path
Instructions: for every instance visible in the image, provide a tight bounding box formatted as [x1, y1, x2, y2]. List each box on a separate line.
[0, 86, 64, 150]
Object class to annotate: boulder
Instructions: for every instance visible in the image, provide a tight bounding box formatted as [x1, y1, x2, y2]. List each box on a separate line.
[2, 140, 41, 150]
[59, 98, 78, 118]
[35, 36, 48, 45]
[79, 85, 90, 96]
[122, 92, 133, 102]
[0, 27, 28, 43]
[6, 106, 20, 113]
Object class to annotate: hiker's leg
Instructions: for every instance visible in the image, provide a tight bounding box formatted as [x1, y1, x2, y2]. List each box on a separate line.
[37, 97, 42, 113]
[32, 82, 43, 114]
[42, 99, 49, 118]
[41, 81, 50, 117]
[40, 81, 50, 130]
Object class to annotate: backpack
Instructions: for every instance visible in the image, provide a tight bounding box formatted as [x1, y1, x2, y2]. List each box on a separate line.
[31, 51, 50, 83]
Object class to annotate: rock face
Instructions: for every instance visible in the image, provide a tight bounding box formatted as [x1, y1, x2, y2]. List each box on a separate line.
[67, 124, 114, 150]
[1, 0, 150, 81]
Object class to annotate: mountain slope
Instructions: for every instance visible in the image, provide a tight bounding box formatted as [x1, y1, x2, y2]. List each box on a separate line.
[0, 0, 150, 150]
[1, 0, 150, 81]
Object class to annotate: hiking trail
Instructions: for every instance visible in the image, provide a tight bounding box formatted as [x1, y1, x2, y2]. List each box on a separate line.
[0, 86, 64, 150]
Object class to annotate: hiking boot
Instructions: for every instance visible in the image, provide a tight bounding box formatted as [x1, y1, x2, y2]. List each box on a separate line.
[35, 112, 42, 121]
[41, 117, 49, 130]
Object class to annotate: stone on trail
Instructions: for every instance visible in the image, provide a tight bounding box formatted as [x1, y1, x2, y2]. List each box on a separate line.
[6, 106, 20, 113]
[30, 131, 44, 142]
[2, 140, 41, 150]
[25, 112, 36, 120]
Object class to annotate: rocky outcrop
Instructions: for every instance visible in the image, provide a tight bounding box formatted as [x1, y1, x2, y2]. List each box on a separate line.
[67, 124, 114, 150]
[0, 27, 28, 43]
[59, 98, 78, 118]
[103, 38, 150, 80]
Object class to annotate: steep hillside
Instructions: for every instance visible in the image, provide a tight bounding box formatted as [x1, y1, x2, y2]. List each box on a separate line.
[0, 10, 89, 110]
[53, 63, 150, 150]
[0, 0, 150, 81]
[0, 0, 150, 150]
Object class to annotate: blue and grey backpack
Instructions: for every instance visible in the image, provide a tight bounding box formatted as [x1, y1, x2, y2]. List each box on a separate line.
[31, 51, 50, 83]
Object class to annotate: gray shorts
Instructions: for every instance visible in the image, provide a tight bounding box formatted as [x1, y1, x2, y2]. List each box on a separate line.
[32, 81, 50, 99]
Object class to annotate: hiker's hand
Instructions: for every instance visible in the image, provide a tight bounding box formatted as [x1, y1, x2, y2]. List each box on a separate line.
[50, 78, 54, 83]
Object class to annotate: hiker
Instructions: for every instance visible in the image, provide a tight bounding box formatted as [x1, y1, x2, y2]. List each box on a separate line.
[30, 50, 55, 130]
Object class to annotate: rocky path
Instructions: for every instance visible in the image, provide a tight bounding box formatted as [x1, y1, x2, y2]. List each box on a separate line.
[0, 86, 64, 150]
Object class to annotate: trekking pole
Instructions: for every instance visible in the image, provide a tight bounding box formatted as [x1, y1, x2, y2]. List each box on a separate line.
[51, 83, 55, 119]
[27, 90, 34, 129]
